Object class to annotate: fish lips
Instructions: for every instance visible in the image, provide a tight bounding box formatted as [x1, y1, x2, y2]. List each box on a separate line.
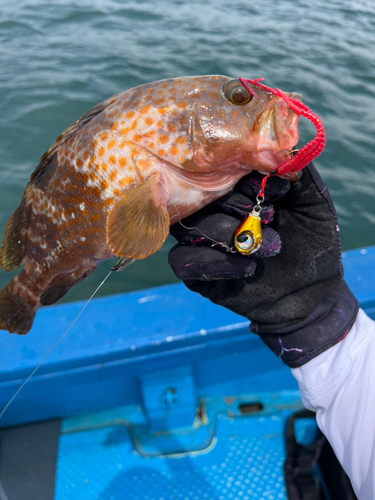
[248, 107, 300, 172]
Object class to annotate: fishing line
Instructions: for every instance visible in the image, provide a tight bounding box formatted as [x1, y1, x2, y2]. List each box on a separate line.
[0, 270, 113, 422]
[178, 219, 235, 253]
[157, 177, 235, 253]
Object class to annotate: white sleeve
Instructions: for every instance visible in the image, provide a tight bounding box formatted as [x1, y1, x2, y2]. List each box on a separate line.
[292, 308, 375, 500]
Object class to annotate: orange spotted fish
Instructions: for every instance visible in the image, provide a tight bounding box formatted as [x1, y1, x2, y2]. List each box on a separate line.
[0, 76, 300, 334]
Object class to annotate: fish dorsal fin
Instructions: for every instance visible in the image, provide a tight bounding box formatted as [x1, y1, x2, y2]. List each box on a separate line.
[106, 172, 170, 260]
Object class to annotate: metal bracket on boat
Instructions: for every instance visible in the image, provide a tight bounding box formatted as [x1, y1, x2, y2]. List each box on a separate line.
[140, 365, 197, 433]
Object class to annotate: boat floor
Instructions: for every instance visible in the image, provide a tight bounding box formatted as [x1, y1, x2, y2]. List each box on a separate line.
[1, 390, 316, 500]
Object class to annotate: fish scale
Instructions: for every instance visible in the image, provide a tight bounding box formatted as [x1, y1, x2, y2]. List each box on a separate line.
[0, 75, 301, 334]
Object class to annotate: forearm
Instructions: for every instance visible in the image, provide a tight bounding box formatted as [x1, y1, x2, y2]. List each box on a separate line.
[292, 309, 375, 499]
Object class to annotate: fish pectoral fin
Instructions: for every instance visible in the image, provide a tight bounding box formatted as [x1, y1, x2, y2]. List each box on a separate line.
[106, 172, 170, 260]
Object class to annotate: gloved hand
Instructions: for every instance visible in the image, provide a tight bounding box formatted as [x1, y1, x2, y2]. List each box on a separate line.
[169, 163, 359, 367]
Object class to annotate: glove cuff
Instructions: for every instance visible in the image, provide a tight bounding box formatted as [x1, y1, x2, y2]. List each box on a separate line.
[251, 281, 359, 368]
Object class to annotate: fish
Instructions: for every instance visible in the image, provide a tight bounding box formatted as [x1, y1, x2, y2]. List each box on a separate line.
[0, 75, 300, 335]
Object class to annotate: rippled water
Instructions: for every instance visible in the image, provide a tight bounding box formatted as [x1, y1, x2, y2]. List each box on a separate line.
[0, 0, 374, 302]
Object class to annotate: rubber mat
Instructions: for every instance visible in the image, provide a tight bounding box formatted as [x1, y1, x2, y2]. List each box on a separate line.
[55, 393, 307, 500]
[0, 420, 60, 500]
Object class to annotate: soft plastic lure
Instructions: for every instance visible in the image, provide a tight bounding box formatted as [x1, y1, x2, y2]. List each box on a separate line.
[234, 77, 326, 255]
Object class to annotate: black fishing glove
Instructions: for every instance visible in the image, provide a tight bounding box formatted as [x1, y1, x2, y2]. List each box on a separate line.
[169, 163, 359, 367]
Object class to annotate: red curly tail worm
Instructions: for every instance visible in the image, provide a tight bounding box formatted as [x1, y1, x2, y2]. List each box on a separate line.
[239, 77, 326, 197]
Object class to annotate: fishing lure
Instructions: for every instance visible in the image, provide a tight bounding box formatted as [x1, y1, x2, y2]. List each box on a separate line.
[234, 77, 326, 255]
[233, 195, 263, 255]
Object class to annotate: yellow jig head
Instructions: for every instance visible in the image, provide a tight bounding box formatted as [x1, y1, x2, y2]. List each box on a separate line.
[234, 203, 263, 255]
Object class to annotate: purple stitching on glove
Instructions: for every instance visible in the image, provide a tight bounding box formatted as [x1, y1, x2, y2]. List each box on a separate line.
[190, 237, 207, 244]
[333, 308, 346, 320]
[278, 338, 306, 361]
[256, 227, 281, 257]
[246, 178, 262, 187]
[261, 206, 274, 224]
[253, 281, 359, 368]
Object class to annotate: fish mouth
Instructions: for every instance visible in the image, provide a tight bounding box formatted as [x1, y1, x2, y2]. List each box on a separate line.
[253, 146, 302, 181]
[256, 148, 297, 169]
[251, 94, 300, 172]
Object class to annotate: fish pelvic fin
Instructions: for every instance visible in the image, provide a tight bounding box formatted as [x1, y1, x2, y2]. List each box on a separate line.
[0, 197, 31, 272]
[0, 278, 38, 335]
[106, 172, 170, 260]
[40, 266, 97, 305]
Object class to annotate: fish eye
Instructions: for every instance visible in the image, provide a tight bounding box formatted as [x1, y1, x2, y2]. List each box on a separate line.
[223, 80, 253, 106]
[235, 232, 254, 250]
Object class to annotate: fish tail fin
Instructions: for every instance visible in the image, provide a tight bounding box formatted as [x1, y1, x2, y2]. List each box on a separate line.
[0, 279, 38, 335]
